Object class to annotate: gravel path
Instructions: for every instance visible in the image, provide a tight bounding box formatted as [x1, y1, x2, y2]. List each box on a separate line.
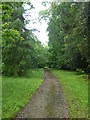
[15, 70, 68, 119]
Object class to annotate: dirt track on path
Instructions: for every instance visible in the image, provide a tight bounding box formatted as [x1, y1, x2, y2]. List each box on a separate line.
[15, 70, 68, 119]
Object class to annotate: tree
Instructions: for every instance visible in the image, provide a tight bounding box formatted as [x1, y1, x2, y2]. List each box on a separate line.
[40, 2, 89, 73]
[2, 2, 49, 76]
[87, 2, 90, 79]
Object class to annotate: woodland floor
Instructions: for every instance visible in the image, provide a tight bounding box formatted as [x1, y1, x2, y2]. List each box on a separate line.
[15, 70, 68, 119]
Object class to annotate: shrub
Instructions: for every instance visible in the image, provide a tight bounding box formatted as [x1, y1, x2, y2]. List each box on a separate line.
[76, 69, 85, 75]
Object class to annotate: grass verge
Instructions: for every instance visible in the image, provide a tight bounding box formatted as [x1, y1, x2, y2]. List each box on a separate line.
[2, 68, 44, 118]
[0, 76, 2, 119]
[52, 70, 88, 118]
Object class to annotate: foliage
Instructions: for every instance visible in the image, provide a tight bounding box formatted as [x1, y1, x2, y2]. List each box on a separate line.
[40, 2, 89, 73]
[2, 2, 89, 76]
[53, 70, 88, 118]
[2, 2, 48, 76]
[76, 69, 84, 75]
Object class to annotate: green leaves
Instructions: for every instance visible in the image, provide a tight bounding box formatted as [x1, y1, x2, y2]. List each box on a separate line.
[2, 28, 23, 47]
[46, 2, 88, 71]
[2, 2, 49, 77]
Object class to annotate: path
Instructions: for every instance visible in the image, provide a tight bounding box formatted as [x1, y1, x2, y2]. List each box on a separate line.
[15, 70, 68, 119]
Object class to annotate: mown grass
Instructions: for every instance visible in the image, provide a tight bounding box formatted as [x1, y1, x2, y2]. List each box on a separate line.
[2, 68, 44, 118]
[0, 76, 2, 120]
[52, 70, 88, 118]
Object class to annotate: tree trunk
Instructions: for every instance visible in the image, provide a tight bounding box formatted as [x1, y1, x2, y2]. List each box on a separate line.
[88, 2, 90, 79]
[18, 69, 22, 76]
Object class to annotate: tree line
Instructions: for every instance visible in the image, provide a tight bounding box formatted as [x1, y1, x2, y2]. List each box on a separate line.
[40, 2, 90, 75]
[2, 2, 48, 77]
[2, 2, 90, 77]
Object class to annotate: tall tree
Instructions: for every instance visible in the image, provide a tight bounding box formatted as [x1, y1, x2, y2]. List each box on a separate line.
[40, 2, 89, 73]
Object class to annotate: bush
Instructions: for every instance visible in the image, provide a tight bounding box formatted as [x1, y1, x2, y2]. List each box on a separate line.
[76, 69, 85, 75]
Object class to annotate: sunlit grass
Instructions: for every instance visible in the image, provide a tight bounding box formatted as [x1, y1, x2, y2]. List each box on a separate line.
[2, 68, 44, 118]
[53, 70, 88, 118]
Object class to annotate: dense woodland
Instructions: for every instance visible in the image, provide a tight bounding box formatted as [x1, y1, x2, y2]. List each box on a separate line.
[2, 2, 48, 77]
[2, 2, 90, 77]
[40, 2, 89, 72]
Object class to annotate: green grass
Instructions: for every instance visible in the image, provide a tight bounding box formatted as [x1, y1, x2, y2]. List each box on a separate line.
[0, 76, 2, 120]
[2, 68, 44, 118]
[52, 70, 88, 118]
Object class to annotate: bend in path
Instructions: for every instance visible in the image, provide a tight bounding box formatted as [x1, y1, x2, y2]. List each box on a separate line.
[15, 70, 68, 119]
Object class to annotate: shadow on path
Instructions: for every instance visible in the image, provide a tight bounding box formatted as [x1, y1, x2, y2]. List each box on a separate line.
[15, 70, 68, 119]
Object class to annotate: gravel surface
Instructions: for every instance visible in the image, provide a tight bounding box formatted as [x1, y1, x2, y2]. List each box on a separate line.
[15, 70, 68, 119]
